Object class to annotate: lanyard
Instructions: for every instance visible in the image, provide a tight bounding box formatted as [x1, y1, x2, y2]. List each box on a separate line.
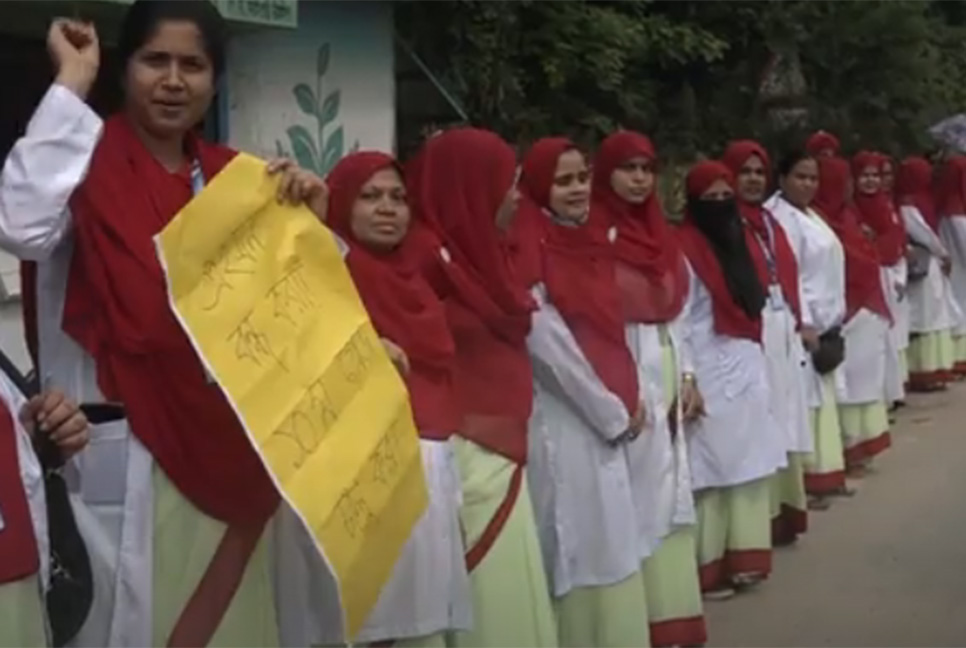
[749, 214, 778, 284]
[190, 159, 205, 196]
[190, 159, 216, 384]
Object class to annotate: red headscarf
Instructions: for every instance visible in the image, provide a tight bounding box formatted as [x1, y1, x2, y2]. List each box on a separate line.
[62, 116, 278, 526]
[592, 131, 689, 324]
[408, 128, 534, 462]
[935, 156, 966, 219]
[326, 152, 460, 437]
[813, 156, 891, 323]
[502, 138, 566, 289]
[851, 151, 906, 265]
[722, 139, 802, 325]
[806, 131, 840, 157]
[896, 156, 938, 232]
[677, 160, 763, 342]
[521, 137, 639, 414]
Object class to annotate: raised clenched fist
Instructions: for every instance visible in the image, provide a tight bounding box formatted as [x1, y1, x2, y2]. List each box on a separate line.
[48, 18, 100, 99]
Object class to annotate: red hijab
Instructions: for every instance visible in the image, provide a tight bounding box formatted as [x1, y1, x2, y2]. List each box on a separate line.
[62, 116, 278, 526]
[521, 138, 639, 414]
[592, 131, 689, 324]
[502, 138, 561, 289]
[851, 151, 906, 265]
[806, 131, 840, 157]
[813, 156, 891, 323]
[409, 129, 533, 343]
[896, 156, 938, 232]
[326, 152, 460, 437]
[722, 139, 802, 325]
[408, 128, 534, 462]
[935, 156, 966, 219]
[677, 161, 763, 342]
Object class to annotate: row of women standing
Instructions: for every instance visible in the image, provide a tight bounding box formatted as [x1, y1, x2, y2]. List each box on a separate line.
[336, 130, 966, 646]
[5, 2, 966, 647]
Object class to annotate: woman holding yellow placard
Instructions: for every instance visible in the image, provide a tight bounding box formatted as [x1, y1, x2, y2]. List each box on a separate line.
[407, 129, 558, 648]
[322, 150, 472, 647]
[8, 1, 338, 645]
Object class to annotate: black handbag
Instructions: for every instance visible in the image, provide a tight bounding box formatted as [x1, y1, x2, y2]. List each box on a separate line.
[811, 326, 846, 374]
[0, 355, 92, 647]
[907, 242, 931, 282]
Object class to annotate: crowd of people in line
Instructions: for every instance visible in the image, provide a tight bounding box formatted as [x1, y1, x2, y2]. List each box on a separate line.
[4, 1, 966, 647]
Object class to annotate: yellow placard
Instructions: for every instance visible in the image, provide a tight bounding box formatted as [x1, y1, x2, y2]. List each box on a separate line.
[155, 153, 428, 639]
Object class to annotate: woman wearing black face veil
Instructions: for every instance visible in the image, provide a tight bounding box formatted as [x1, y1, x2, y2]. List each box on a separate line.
[674, 161, 786, 600]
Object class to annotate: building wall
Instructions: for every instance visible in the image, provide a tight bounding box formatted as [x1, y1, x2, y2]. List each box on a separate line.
[0, 1, 395, 374]
[225, 0, 395, 172]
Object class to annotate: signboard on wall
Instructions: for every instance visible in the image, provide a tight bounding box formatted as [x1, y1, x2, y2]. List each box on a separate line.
[215, 0, 297, 28]
[91, 0, 298, 28]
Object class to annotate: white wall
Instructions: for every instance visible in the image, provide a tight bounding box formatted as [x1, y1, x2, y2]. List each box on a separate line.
[225, 0, 395, 171]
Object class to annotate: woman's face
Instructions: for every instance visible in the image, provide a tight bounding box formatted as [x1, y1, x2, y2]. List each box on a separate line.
[610, 156, 655, 204]
[856, 165, 881, 195]
[881, 161, 895, 192]
[700, 179, 734, 201]
[780, 158, 819, 209]
[125, 20, 215, 140]
[350, 167, 411, 250]
[736, 154, 767, 203]
[495, 169, 521, 232]
[548, 149, 591, 223]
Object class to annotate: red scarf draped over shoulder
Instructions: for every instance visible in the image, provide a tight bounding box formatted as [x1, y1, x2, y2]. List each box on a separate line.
[813, 156, 891, 324]
[935, 156, 966, 219]
[852, 151, 906, 265]
[722, 140, 802, 325]
[326, 151, 460, 437]
[592, 131, 689, 324]
[896, 156, 938, 232]
[0, 403, 38, 584]
[676, 160, 763, 342]
[806, 130, 840, 157]
[408, 128, 534, 462]
[521, 137, 638, 414]
[63, 116, 278, 525]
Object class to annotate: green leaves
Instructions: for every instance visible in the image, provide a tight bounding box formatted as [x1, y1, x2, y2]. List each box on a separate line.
[397, 0, 966, 160]
[293, 84, 317, 118]
[286, 125, 319, 174]
[317, 43, 330, 77]
[283, 42, 347, 175]
[320, 91, 340, 126]
[322, 127, 345, 175]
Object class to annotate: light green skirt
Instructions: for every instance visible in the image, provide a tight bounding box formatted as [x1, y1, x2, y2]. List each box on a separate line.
[0, 574, 46, 647]
[769, 453, 808, 542]
[839, 401, 891, 469]
[642, 527, 706, 646]
[450, 439, 557, 648]
[899, 348, 909, 385]
[955, 334, 966, 366]
[694, 478, 772, 592]
[908, 330, 955, 374]
[153, 466, 278, 647]
[803, 374, 846, 495]
[555, 572, 650, 648]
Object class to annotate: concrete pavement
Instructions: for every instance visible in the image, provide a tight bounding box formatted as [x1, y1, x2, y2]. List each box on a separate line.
[705, 384, 966, 647]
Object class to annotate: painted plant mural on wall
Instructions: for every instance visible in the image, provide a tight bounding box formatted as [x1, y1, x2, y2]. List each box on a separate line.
[276, 43, 360, 176]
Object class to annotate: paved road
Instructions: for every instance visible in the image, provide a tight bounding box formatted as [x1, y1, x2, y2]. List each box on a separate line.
[705, 385, 966, 647]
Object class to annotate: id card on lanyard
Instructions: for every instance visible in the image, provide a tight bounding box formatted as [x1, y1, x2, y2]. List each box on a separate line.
[752, 215, 786, 312]
[190, 160, 218, 384]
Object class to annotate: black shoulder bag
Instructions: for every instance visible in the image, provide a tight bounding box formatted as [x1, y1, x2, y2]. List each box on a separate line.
[0, 352, 92, 647]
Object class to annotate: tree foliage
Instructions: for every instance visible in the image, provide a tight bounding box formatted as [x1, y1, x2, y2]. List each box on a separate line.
[396, 0, 966, 163]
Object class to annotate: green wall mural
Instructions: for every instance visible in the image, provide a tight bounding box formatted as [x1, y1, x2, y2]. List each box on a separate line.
[276, 43, 360, 176]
